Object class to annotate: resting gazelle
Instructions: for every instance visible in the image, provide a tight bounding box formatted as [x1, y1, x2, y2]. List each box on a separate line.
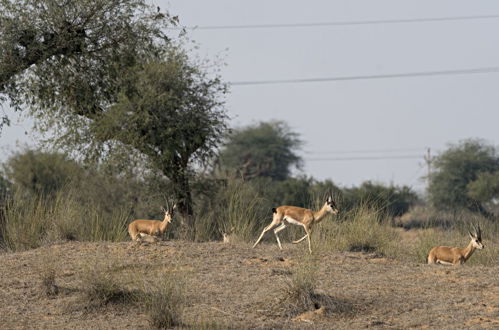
[252, 196, 339, 254]
[427, 223, 485, 265]
[128, 204, 176, 242]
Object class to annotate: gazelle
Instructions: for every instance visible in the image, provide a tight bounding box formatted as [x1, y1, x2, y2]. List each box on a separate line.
[427, 223, 485, 265]
[128, 204, 176, 242]
[252, 196, 339, 254]
[222, 232, 232, 244]
[222, 226, 235, 244]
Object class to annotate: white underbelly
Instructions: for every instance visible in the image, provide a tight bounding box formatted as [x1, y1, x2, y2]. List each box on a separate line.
[284, 217, 303, 226]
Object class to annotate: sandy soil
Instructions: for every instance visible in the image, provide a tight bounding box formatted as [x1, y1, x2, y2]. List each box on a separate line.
[0, 240, 497, 329]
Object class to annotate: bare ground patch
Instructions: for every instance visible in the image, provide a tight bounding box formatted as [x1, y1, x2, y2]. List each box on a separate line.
[0, 241, 497, 329]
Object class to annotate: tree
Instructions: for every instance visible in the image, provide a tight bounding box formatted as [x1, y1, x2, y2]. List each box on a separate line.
[0, 173, 10, 198]
[2, 149, 83, 196]
[467, 172, 499, 214]
[218, 121, 302, 181]
[428, 139, 499, 214]
[80, 52, 228, 231]
[0, 1, 228, 234]
[0, 0, 176, 132]
[342, 181, 419, 217]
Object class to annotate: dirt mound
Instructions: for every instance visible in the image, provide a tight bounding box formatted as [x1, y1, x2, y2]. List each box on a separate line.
[0, 241, 497, 329]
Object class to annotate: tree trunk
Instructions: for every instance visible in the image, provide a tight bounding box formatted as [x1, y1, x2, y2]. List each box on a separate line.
[171, 169, 195, 240]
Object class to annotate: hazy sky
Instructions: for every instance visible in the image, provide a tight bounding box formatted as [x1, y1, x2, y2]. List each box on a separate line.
[2, 0, 499, 192]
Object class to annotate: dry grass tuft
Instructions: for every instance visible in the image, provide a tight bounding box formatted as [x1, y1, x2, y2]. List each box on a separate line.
[80, 268, 134, 307]
[275, 256, 334, 318]
[1, 188, 129, 251]
[40, 267, 59, 297]
[317, 205, 399, 257]
[140, 276, 185, 329]
[191, 321, 230, 330]
[76, 253, 188, 328]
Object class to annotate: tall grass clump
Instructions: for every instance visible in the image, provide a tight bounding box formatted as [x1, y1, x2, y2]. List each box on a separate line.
[139, 275, 186, 329]
[1, 187, 129, 251]
[190, 320, 229, 330]
[1, 190, 51, 251]
[277, 256, 319, 316]
[80, 259, 136, 307]
[276, 256, 335, 318]
[78, 254, 188, 328]
[195, 178, 267, 242]
[318, 204, 399, 257]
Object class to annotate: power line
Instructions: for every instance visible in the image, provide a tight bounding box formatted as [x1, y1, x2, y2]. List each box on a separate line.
[304, 147, 425, 155]
[306, 155, 422, 161]
[180, 14, 499, 30]
[230, 66, 499, 86]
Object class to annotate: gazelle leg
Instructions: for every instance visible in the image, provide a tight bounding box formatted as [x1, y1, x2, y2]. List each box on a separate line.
[253, 221, 279, 248]
[294, 225, 312, 245]
[293, 234, 308, 244]
[304, 226, 313, 254]
[437, 260, 454, 265]
[273, 223, 287, 250]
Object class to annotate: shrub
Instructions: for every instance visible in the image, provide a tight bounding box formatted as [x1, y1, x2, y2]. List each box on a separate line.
[1, 187, 129, 251]
[80, 266, 133, 307]
[194, 177, 268, 242]
[140, 276, 185, 329]
[1, 190, 50, 251]
[40, 267, 59, 297]
[276, 256, 335, 318]
[317, 204, 399, 257]
[277, 256, 319, 316]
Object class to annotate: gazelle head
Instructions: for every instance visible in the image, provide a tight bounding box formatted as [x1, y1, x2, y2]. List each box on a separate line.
[221, 226, 235, 243]
[469, 223, 484, 249]
[325, 195, 339, 215]
[160, 203, 176, 224]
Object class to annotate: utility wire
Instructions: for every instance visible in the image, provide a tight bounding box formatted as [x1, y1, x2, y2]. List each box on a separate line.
[179, 14, 499, 30]
[230, 66, 499, 86]
[304, 147, 425, 155]
[306, 155, 421, 161]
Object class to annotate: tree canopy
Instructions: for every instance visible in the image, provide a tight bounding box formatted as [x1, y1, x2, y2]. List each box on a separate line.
[428, 139, 499, 214]
[2, 149, 83, 196]
[342, 181, 419, 217]
[0, 1, 229, 232]
[85, 52, 228, 225]
[0, 0, 177, 132]
[218, 121, 303, 181]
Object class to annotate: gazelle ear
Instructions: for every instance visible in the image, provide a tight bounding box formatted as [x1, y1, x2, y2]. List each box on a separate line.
[469, 231, 475, 239]
[161, 206, 167, 213]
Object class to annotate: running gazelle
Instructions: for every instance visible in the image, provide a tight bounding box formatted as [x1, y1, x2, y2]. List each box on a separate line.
[252, 195, 339, 253]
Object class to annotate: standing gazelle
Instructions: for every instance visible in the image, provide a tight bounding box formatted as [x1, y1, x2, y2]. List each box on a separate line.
[427, 223, 485, 265]
[128, 204, 176, 242]
[252, 196, 339, 254]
